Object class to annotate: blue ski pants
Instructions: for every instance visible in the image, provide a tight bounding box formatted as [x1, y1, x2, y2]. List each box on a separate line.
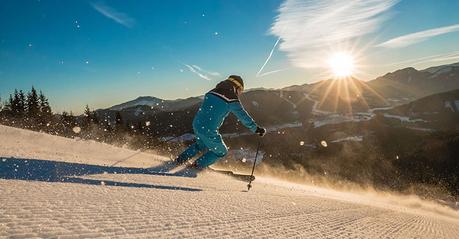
[176, 130, 228, 168]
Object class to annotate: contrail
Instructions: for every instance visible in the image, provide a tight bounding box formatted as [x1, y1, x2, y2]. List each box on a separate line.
[91, 2, 135, 28]
[257, 68, 289, 77]
[256, 37, 281, 77]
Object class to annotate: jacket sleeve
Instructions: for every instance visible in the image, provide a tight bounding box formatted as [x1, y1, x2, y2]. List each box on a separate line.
[229, 101, 258, 133]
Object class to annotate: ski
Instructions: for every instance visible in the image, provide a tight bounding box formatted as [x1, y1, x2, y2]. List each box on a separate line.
[209, 168, 255, 182]
[147, 165, 255, 182]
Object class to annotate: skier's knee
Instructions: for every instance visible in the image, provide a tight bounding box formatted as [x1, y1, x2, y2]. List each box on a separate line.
[213, 146, 228, 157]
[220, 147, 228, 157]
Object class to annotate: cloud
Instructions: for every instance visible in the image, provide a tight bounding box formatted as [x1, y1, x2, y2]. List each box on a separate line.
[191, 65, 220, 77]
[380, 51, 459, 67]
[184, 64, 220, 81]
[91, 2, 135, 28]
[270, 0, 398, 68]
[377, 24, 459, 48]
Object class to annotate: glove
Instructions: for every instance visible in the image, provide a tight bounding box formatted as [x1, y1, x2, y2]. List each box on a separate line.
[255, 126, 266, 137]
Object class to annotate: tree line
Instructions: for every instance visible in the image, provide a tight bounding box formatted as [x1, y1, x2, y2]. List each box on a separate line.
[0, 87, 179, 153]
[2, 87, 51, 118]
[1, 87, 53, 129]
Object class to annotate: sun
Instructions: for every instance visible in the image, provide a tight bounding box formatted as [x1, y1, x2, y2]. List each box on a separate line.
[328, 52, 355, 78]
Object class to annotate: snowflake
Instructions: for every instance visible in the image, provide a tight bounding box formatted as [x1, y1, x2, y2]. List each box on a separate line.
[72, 126, 81, 134]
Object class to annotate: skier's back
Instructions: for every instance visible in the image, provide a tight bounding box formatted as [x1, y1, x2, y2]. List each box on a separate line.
[175, 75, 266, 169]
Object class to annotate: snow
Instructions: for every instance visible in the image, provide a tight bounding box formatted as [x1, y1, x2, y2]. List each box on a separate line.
[110, 96, 163, 111]
[228, 148, 264, 164]
[304, 93, 332, 115]
[331, 136, 363, 143]
[383, 113, 427, 123]
[72, 126, 81, 134]
[444, 101, 457, 112]
[1, 124, 458, 238]
[160, 133, 195, 142]
[406, 127, 436, 132]
[445, 101, 453, 112]
[314, 114, 372, 128]
[305, 100, 397, 129]
[422, 62, 459, 74]
[368, 106, 395, 113]
[222, 122, 302, 139]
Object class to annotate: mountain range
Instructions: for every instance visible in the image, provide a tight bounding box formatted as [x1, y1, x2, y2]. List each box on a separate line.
[95, 62, 459, 134]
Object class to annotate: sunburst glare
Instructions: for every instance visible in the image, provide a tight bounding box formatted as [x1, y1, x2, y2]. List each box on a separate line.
[328, 52, 355, 78]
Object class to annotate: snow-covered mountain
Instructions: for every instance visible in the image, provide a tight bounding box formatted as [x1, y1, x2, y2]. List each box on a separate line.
[109, 96, 164, 111]
[368, 62, 459, 100]
[379, 89, 459, 131]
[108, 96, 202, 112]
[422, 62, 459, 75]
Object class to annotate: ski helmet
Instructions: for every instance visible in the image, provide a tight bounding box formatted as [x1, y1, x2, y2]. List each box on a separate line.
[227, 75, 244, 91]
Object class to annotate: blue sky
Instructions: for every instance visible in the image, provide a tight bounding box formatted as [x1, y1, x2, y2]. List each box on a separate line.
[1, 0, 459, 113]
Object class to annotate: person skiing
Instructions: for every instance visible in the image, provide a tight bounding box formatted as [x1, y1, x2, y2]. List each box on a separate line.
[174, 75, 266, 171]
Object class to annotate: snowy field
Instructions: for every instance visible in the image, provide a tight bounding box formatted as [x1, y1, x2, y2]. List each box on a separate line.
[1, 125, 458, 238]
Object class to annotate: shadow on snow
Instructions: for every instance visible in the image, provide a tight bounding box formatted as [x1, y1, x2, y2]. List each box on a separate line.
[0, 157, 201, 192]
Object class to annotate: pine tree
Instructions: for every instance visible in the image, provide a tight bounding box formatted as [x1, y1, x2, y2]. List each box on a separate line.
[12, 89, 20, 114]
[83, 105, 92, 126]
[92, 111, 99, 124]
[27, 86, 40, 117]
[112, 111, 123, 132]
[17, 90, 26, 115]
[6, 94, 13, 112]
[36, 90, 52, 128]
[38, 91, 52, 116]
[61, 111, 76, 128]
[0, 94, 13, 116]
[84, 105, 91, 118]
[61, 111, 69, 130]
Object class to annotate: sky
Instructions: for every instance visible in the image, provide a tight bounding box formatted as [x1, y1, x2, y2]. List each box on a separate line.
[1, 0, 459, 113]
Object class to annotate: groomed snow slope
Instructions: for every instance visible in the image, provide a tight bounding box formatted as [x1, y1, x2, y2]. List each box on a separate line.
[1, 125, 458, 238]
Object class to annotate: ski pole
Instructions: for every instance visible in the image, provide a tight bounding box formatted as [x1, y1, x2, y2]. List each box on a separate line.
[109, 132, 191, 167]
[247, 138, 261, 191]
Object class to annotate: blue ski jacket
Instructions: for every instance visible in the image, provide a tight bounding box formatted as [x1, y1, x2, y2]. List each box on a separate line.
[192, 81, 258, 136]
[193, 93, 257, 136]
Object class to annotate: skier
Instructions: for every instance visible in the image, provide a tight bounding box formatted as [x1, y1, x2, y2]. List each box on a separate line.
[172, 75, 266, 172]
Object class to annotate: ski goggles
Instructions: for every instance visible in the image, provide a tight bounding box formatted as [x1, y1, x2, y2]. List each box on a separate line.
[228, 77, 244, 91]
